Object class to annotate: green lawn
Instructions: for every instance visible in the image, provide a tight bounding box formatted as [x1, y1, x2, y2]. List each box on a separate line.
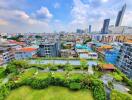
[5, 86, 94, 100]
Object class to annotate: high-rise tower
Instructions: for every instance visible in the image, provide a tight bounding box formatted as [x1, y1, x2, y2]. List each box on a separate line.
[89, 25, 92, 33]
[101, 19, 110, 34]
[115, 4, 126, 27]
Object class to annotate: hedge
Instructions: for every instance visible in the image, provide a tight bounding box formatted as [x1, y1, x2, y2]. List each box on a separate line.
[69, 82, 81, 90]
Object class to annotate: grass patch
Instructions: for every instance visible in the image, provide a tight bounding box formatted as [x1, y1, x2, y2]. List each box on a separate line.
[5, 86, 94, 100]
[34, 72, 50, 79]
[69, 73, 85, 80]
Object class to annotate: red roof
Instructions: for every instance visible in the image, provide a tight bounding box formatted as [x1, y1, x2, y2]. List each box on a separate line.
[19, 48, 37, 52]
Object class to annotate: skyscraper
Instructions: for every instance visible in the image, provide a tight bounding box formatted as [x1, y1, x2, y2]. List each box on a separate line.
[115, 4, 126, 27]
[101, 19, 110, 34]
[89, 25, 92, 33]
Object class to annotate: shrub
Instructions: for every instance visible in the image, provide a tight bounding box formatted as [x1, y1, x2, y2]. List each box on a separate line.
[111, 90, 132, 100]
[5, 64, 19, 75]
[29, 64, 45, 70]
[49, 66, 58, 71]
[73, 66, 81, 70]
[122, 75, 132, 87]
[9, 60, 29, 69]
[110, 72, 123, 81]
[50, 77, 66, 86]
[69, 82, 81, 90]
[0, 84, 10, 100]
[0, 67, 6, 78]
[91, 78, 106, 100]
[64, 66, 73, 71]
[30, 78, 50, 89]
[56, 64, 64, 69]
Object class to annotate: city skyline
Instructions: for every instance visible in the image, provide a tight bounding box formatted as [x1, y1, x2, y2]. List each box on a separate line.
[0, 0, 132, 33]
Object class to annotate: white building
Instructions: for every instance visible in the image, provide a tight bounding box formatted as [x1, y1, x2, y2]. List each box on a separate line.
[109, 26, 132, 34]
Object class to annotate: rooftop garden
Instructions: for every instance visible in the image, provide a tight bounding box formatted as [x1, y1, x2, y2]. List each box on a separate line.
[5, 86, 94, 100]
[0, 59, 132, 100]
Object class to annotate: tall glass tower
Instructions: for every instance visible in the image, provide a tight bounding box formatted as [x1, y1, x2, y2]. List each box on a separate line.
[115, 4, 126, 27]
[89, 25, 92, 33]
[101, 19, 110, 34]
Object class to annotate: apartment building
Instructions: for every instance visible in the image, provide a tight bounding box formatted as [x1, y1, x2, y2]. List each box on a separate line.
[116, 42, 132, 78]
[0, 47, 15, 65]
[38, 42, 60, 57]
[15, 47, 37, 60]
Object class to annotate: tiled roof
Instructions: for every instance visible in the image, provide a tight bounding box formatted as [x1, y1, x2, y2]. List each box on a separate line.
[19, 48, 37, 52]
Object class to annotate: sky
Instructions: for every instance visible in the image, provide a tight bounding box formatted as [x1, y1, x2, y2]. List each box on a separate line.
[0, 0, 132, 33]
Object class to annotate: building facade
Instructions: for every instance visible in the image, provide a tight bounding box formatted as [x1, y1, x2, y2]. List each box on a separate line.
[116, 42, 132, 79]
[15, 48, 37, 60]
[38, 42, 60, 57]
[89, 25, 92, 33]
[115, 4, 126, 27]
[101, 19, 110, 34]
[0, 47, 15, 65]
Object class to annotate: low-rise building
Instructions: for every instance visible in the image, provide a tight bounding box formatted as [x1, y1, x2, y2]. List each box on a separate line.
[0, 47, 15, 65]
[60, 49, 77, 58]
[100, 64, 115, 72]
[15, 47, 37, 60]
[92, 43, 119, 64]
[75, 44, 98, 59]
[38, 42, 60, 57]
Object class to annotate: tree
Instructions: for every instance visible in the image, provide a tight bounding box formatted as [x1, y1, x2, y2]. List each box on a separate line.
[2, 36, 7, 39]
[80, 59, 88, 71]
[7, 35, 24, 42]
[83, 38, 92, 44]
[35, 35, 42, 39]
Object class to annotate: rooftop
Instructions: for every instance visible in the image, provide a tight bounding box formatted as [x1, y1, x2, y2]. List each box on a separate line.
[101, 64, 115, 70]
[18, 47, 37, 52]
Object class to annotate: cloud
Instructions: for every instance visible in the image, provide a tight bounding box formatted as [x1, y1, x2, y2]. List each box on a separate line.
[0, 0, 27, 10]
[0, 6, 53, 33]
[54, 2, 60, 9]
[0, 19, 8, 25]
[70, 0, 89, 29]
[0, 9, 33, 25]
[101, 0, 109, 3]
[35, 7, 53, 20]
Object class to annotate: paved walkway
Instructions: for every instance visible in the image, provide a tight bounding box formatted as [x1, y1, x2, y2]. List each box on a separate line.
[87, 61, 97, 75]
[100, 74, 113, 100]
[113, 83, 130, 93]
[88, 65, 94, 75]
